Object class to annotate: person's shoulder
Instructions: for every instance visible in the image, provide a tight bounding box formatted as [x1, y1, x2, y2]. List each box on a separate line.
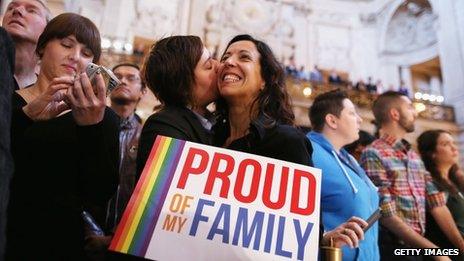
[104, 106, 120, 122]
[273, 124, 307, 141]
[147, 106, 192, 122]
[270, 124, 311, 151]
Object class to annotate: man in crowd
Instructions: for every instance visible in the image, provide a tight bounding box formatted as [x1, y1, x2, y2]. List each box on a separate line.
[2, 0, 50, 89]
[309, 65, 323, 83]
[106, 63, 146, 231]
[83, 63, 146, 259]
[361, 91, 464, 260]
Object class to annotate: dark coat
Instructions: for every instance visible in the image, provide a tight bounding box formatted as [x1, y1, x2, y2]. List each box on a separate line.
[136, 106, 213, 179]
[0, 27, 15, 260]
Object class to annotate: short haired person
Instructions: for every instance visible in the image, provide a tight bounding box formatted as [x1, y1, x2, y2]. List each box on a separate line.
[2, 0, 51, 89]
[7, 13, 119, 259]
[361, 91, 464, 260]
[107, 63, 146, 230]
[137, 35, 219, 177]
[308, 89, 379, 260]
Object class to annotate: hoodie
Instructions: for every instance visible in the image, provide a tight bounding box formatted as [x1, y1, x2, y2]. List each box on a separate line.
[308, 131, 379, 261]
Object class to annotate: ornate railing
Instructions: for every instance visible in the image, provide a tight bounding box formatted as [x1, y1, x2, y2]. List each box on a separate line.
[286, 78, 455, 122]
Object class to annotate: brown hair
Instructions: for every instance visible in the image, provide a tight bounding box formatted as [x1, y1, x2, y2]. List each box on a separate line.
[36, 13, 101, 62]
[216, 34, 294, 125]
[372, 91, 406, 126]
[417, 129, 462, 195]
[309, 89, 348, 132]
[143, 35, 203, 107]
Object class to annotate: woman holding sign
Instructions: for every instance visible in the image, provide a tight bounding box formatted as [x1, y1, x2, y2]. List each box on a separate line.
[137, 35, 219, 177]
[213, 34, 312, 165]
[214, 34, 368, 256]
[8, 13, 119, 260]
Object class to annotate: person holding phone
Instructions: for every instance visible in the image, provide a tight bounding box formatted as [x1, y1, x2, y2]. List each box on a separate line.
[308, 89, 379, 260]
[8, 13, 119, 260]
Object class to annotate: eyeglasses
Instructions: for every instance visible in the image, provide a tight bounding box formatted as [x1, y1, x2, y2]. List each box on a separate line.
[114, 73, 141, 84]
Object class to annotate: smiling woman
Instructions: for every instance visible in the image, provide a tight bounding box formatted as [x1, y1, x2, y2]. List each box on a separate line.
[7, 13, 119, 260]
[213, 34, 312, 165]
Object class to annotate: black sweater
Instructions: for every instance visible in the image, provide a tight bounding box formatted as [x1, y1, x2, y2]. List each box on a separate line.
[7, 93, 119, 260]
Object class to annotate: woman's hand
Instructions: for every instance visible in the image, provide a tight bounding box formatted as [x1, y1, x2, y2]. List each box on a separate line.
[322, 216, 368, 248]
[22, 77, 72, 121]
[67, 72, 107, 126]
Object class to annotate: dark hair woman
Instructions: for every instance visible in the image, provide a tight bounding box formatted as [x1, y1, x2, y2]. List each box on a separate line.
[137, 35, 219, 176]
[8, 13, 119, 260]
[214, 34, 310, 164]
[215, 35, 370, 253]
[417, 129, 464, 256]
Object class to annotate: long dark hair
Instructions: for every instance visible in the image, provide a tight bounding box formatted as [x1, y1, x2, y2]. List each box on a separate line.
[216, 34, 294, 126]
[417, 129, 461, 195]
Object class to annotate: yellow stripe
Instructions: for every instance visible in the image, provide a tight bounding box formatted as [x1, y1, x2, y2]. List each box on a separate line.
[120, 137, 172, 252]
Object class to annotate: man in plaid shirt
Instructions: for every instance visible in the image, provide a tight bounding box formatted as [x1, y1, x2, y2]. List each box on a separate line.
[361, 91, 464, 260]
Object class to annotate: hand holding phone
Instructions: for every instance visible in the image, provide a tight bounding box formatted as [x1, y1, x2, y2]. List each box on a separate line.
[85, 62, 120, 94]
[363, 208, 382, 232]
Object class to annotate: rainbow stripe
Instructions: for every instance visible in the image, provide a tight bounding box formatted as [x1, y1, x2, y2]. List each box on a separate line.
[109, 136, 186, 256]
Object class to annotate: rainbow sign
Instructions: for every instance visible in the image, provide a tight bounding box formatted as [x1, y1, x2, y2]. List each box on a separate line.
[110, 136, 321, 260]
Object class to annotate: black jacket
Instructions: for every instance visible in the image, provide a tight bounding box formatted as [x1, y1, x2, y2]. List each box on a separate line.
[136, 106, 213, 179]
[0, 26, 15, 260]
[213, 115, 313, 166]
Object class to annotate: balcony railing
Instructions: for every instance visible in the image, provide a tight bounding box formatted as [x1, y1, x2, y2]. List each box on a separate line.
[286, 77, 455, 122]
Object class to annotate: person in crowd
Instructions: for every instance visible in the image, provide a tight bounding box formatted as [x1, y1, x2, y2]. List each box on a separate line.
[0, 26, 15, 260]
[365, 77, 377, 94]
[2, 0, 50, 89]
[354, 79, 366, 91]
[328, 69, 342, 84]
[285, 56, 298, 77]
[375, 79, 384, 94]
[344, 130, 375, 163]
[214, 34, 366, 250]
[214, 34, 311, 164]
[107, 63, 146, 230]
[361, 91, 464, 260]
[309, 65, 323, 83]
[136, 35, 219, 177]
[307, 89, 379, 260]
[7, 13, 119, 260]
[398, 80, 409, 97]
[84, 63, 147, 259]
[297, 65, 309, 81]
[418, 130, 464, 255]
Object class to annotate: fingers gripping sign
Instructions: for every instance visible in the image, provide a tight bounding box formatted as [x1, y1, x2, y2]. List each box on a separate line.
[67, 72, 107, 126]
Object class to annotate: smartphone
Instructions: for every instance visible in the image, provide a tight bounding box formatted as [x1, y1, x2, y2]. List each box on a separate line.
[85, 62, 100, 80]
[363, 208, 382, 232]
[85, 63, 120, 94]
